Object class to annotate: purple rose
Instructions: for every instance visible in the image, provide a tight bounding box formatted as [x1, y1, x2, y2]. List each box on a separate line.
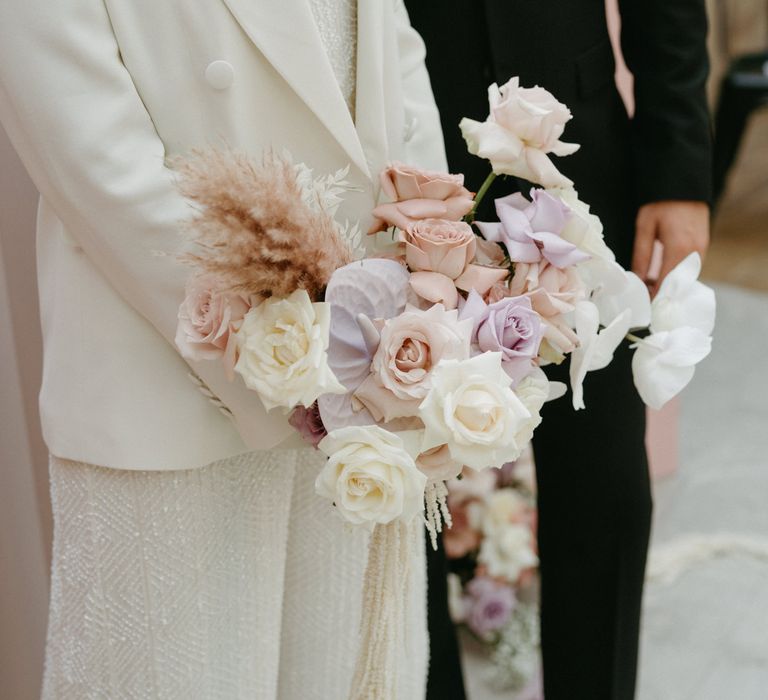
[464, 577, 516, 638]
[476, 188, 590, 268]
[288, 402, 327, 448]
[459, 289, 544, 384]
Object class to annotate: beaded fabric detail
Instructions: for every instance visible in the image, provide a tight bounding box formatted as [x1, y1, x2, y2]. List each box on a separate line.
[308, 0, 358, 117]
[42, 449, 428, 699]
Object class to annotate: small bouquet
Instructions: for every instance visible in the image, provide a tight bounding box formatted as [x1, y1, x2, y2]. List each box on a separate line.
[445, 454, 541, 695]
[173, 78, 715, 700]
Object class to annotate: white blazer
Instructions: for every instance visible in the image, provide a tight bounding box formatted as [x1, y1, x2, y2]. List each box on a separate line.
[0, 0, 447, 470]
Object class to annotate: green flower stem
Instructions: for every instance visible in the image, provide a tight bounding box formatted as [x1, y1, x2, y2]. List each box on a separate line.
[626, 333, 644, 344]
[466, 171, 497, 224]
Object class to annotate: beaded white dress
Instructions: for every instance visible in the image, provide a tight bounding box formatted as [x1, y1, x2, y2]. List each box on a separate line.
[40, 2, 429, 698]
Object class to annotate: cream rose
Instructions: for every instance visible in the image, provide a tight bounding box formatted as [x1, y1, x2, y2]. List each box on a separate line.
[353, 304, 472, 421]
[460, 77, 579, 188]
[234, 289, 345, 411]
[316, 425, 427, 527]
[419, 353, 531, 471]
[482, 489, 529, 534]
[478, 522, 538, 582]
[372, 163, 475, 231]
[404, 219, 477, 279]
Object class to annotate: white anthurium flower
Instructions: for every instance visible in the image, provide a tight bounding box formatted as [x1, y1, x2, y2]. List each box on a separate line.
[316, 425, 427, 527]
[579, 257, 651, 329]
[631, 327, 712, 410]
[569, 301, 633, 410]
[651, 253, 716, 336]
[418, 352, 531, 471]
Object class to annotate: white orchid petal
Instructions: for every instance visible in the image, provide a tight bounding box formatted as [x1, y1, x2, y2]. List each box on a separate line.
[631, 327, 712, 410]
[590, 309, 633, 371]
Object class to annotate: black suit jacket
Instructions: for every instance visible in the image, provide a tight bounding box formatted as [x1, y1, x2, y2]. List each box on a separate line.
[406, 0, 711, 268]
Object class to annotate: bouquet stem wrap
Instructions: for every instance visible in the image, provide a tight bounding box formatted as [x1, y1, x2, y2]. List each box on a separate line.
[349, 518, 419, 700]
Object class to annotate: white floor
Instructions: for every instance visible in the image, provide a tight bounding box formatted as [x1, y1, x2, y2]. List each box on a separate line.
[463, 284, 768, 699]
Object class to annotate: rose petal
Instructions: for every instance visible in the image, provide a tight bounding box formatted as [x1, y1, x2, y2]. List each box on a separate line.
[455, 264, 509, 296]
[409, 271, 460, 310]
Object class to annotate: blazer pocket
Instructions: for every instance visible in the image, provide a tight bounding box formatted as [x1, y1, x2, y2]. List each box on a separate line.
[576, 38, 616, 99]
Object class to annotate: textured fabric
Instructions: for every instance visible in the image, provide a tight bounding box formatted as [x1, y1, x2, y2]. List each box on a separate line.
[42, 450, 428, 699]
[0, 0, 448, 469]
[309, 0, 358, 116]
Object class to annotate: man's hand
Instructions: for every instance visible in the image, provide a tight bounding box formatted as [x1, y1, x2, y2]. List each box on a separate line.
[631, 201, 710, 295]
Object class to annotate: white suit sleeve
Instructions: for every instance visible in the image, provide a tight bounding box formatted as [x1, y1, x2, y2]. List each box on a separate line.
[0, 0, 292, 449]
[394, 0, 449, 172]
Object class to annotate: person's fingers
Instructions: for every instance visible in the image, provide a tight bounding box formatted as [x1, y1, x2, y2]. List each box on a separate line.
[631, 207, 656, 282]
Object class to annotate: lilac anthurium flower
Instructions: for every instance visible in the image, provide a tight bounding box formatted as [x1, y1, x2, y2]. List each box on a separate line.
[459, 289, 544, 385]
[476, 189, 590, 269]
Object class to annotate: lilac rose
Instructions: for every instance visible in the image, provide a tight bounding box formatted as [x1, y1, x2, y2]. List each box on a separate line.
[465, 576, 516, 638]
[459, 289, 544, 384]
[476, 188, 590, 268]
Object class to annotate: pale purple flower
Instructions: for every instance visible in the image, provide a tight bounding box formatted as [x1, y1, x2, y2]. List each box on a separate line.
[459, 289, 544, 384]
[288, 402, 327, 448]
[476, 189, 589, 268]
[465, 576, 516, 638]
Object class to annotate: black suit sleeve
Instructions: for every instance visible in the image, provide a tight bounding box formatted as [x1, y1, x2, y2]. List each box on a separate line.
[618, 0, 712, 205]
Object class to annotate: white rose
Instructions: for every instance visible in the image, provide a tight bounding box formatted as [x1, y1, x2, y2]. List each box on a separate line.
[235, 289, 345, 411]
[316, 425, 427, 527]
[549, 188, 615, 261]
[478, 522, 538, 582]
[419, 352, 531, 471]
[631, 327, 712, 410]
[482, 489, 528, 534]
[650, 253, 716, 336]
[460, 77, 579, 188]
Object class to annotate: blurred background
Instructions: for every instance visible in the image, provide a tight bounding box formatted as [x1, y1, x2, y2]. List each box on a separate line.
[0, 0, 766, 698]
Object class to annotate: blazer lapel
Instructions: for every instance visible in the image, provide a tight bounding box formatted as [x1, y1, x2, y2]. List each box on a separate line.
[354, 0, 391, 196]
[220, 0, 371, 178]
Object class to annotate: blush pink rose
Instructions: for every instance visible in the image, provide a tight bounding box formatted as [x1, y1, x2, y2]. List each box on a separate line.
[353, 304, 472, 422]
[371, 163, 475, 231]
[404, 219, 477, 279]
[175, 275, 251, 375]
[509, 260, 585, 354]
[459, 77, 580, 188]
[443, 497, 483, 559]
[416, 444, 463, 483]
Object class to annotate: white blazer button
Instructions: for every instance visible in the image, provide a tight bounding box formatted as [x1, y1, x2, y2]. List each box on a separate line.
[205, 60, 234, 90]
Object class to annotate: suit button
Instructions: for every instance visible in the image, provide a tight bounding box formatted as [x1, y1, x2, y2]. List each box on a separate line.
[205, 60, 234, 90]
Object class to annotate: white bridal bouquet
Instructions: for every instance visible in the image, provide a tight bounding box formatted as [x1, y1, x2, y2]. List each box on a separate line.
[174, 78, 715, 700]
